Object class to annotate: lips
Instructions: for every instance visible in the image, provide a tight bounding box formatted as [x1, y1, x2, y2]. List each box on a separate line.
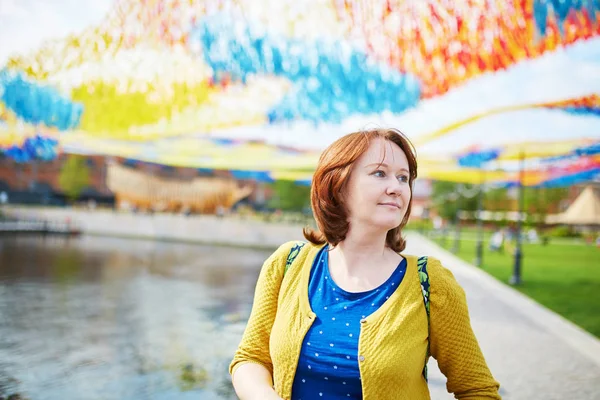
[379, 202, 401, 209]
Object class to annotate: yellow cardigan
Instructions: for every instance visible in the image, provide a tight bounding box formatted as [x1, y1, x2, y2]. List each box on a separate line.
[230, 241, 501, 399]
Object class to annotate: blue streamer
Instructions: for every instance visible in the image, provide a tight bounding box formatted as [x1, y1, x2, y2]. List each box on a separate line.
[230, 170, 274, 182]
[536, 168, 600, 187]
[188, 13, 421, 124]
[533, 0, 599, 37]
[495, 167, 600, 188]
[1, 134, 59, 163]
[457, 149, 501, 168]
[558, 106, 600, 117]
[0, 69, 83, 131]
[533, 0, 550, 36]
[574, 142, 600, 156]
[541, 153, 578, 163]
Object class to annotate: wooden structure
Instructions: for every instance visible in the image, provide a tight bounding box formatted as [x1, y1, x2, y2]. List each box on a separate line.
[106, 162, 253, 214]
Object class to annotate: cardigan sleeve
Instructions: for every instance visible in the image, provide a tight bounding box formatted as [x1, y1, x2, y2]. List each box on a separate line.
[229, 241, 296, 379]
[428, 257, 502, 399]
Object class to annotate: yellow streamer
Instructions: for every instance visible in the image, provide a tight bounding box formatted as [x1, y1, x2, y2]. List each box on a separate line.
[413, 102, 550, 146]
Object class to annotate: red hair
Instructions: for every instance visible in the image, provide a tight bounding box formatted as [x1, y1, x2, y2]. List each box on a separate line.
[303, 128, 418, 252]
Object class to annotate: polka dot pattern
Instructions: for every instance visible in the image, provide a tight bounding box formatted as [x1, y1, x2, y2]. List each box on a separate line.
[291, 245, 407, 399]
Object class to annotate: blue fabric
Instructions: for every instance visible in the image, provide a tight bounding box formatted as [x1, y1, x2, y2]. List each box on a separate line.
[291, 245, 407, 400]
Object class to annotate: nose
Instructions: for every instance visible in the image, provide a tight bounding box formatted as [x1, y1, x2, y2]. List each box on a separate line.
[386, 178, 402, 196]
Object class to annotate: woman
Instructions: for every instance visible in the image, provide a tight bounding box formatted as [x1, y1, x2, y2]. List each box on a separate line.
[229, 128, 501, 399]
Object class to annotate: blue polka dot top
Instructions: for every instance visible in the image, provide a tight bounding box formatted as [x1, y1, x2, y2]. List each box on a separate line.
[291, 245, 407, 399]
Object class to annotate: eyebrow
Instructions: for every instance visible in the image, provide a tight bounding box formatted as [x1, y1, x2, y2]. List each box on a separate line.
[365, 163, 409, 173]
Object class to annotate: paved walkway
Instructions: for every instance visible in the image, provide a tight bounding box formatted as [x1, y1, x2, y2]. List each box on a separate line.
[405, 233, 600, 400]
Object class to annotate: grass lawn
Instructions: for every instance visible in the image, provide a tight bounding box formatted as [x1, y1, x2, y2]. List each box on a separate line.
[424, 230, 600, 338]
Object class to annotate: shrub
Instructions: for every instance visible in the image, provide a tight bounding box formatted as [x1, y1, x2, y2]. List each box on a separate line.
[547, 226, 581, 238]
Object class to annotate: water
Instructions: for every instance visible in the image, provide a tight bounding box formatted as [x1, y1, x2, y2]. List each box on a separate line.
[0, 235, 273, 400]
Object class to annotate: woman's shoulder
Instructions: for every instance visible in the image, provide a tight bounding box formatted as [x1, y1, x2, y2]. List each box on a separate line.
[404, 254, 464, 298]
[264, 241, 301, 265]
[275, 240, 305, 254]
[273, 239, 321, 253]
[267, 240, 320, 263]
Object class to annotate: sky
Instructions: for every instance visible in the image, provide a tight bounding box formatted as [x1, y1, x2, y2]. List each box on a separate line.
[0, 0, 113, 65]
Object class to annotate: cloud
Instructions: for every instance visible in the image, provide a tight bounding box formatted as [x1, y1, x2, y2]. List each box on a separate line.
[0, 0, 27, 18]
[0, 0, 113, 66]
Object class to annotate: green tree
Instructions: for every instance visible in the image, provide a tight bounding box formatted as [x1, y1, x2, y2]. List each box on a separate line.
[484, 187, 511, 212]
[431, 181, 479, 222]
[59, 155, 90, 201]
[267, 180, 311, 212]
[483, 187, 512, 227]
[524, 187, 570, 227]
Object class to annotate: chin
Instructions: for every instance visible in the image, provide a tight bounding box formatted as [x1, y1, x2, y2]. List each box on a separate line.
[373, 217, 403, 231]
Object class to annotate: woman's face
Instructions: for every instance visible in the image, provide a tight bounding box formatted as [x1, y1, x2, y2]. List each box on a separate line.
[344, 138, 412, 233]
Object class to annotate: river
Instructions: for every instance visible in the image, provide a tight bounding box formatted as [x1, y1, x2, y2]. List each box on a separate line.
[0, 234, 273, 400]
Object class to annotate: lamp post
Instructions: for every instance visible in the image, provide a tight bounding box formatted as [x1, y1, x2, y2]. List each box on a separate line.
[475, 174, 485, 267]
[510, 151, 525, 285]
[452, 187, 462, 254]
[457, 147, 498, 268]
[452, 209, 461, 253]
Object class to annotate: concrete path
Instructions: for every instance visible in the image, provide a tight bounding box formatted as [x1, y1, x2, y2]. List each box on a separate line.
[405, 233, 600, 400]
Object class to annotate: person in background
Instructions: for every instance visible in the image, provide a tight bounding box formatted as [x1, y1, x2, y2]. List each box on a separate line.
[230, 128, 501, 399]
[489, 229, 505, 252]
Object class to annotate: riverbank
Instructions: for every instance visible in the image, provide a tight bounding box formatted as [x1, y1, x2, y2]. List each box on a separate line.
[1, 206, 306, 249]
[0, 219, 81, 235]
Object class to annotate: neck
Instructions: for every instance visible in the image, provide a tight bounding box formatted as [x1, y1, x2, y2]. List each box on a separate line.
[329, 226, 391, 273]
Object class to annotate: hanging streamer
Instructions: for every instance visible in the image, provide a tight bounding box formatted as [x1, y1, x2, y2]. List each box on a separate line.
[0, 70, 83, 131]
[1, 134, 59, 163]
[536, 168, 600, 188]
[533, 0, 599, 37]
[457, 148, 501, 168]
[189, 12, 421, 124]
[575, 142, 600, 156]
[334, 0, 600, 98]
